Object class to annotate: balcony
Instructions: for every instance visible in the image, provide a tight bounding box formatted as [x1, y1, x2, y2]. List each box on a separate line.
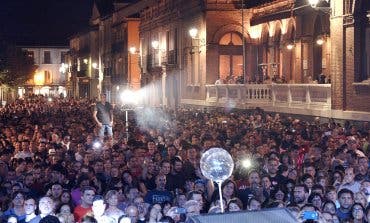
[195, 84, 332, 116]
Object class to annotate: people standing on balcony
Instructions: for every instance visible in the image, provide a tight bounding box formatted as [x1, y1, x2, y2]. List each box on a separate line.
[93, 94, 113, 140]
[215, 76, 224, 85]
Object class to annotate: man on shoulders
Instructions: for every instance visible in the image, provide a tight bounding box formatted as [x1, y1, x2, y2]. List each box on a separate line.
[93, 94, 113, 140]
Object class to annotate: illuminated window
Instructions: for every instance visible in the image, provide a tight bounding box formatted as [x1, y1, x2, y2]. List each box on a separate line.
[218, 32, 244, 80]
[219, 32, 243, 46]
[44, 71, 52, 84]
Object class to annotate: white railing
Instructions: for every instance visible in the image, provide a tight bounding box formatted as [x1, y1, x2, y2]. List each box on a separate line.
[205, 84, 331, 109]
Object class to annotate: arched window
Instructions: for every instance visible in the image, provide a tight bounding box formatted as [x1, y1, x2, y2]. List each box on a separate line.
[218, 32, 244, 82]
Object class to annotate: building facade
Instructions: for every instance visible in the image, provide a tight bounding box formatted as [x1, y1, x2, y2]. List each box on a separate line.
[69, 0, 370, 119]
[21, 46, 69, 97]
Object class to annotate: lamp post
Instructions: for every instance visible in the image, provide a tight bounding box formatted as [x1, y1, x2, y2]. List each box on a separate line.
[120, 89, 135, 142]
[188, 27, 204, 85]
[151, 40, 159, 67]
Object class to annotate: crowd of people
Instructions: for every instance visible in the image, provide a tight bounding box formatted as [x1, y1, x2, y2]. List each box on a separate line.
[0, 95, 369, 223]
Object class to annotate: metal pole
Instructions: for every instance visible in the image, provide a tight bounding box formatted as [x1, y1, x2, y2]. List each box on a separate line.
[242, 0, 246, 84]
[125, 109, 129, 141]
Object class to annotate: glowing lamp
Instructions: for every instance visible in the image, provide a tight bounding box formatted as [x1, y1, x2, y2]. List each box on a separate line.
[316, 37, 324, 45]
[34, 72, 45, 85]
[308, 0, 319, 7]
[129, 46, 137, 54]
[151, 40, 159, 49]
[286, 43, 294, 50]
[189, 27, 198, 39]
[92, 62, 98, 69]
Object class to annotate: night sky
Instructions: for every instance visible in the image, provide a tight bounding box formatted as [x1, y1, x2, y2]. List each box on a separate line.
[0, 0, 94, 46]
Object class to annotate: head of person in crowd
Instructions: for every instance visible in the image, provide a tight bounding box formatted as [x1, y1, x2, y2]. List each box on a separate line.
[39, 196, 55, 217]
[293, 184, 309, 207]
[221, 179, 237, 201]
[307, 192, 324, 211]
[226, 197, 243, 212]
[126, 205, 140, 222]
[322, 200, 337, 215]
[80, 186, 96, 208]
[91, 195, 106, 218]
[7, 216, 17, 223]
[351, 203, 366, 222]
[187, 190, 204, 212]
[247, 197, 261, 211]
[23, 196, 37, 220]
[81, 216, 97, 223]
[337, 188, 354, 219]
[183, 200, 200, 219]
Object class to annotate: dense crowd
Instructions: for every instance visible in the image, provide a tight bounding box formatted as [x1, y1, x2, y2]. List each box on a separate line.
[0, 95, 369, 223]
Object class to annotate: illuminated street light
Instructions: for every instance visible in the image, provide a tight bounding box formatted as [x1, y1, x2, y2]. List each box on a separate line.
[307, 0, 331, 13]
[189, 27, 198, 39]
[92, 62, 98, 69]
[129, 46, 137, 54]
[151, 40, 159, 49]
[286, 43, 294, 50]
[120, 88, 138, 142]
[308, 0, 320, 7]
[83, 58, 88, 64]
[316, 37, 324, 45]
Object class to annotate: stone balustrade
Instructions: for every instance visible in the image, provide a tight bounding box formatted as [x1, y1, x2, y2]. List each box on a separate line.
[205, 83, 331, 110]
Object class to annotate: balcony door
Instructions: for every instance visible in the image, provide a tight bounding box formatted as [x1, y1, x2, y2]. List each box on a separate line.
[218, 32, 243, 83]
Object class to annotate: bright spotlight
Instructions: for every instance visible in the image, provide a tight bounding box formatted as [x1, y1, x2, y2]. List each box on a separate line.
[93, 141, 102, 149]
[242, 159, 252, 169]
[120, 89, 137, 104]
[47, 97, 53, 102]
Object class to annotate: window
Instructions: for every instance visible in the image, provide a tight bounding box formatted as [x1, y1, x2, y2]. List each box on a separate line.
[44, 70, 52, 84]
[44, 51, 51, 64]
[219, 33, 242, 46]
[218, 32, 244, 81]
[61, 51, 67, 63]
[27, 51, 34, 59]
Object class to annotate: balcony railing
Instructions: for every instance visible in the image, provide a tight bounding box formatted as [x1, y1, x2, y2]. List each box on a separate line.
[205, 84, 331, 110]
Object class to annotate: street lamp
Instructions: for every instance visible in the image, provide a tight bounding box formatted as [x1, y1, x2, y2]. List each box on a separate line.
[189, 27, 198, 39]
[151, 40, 159, 50]
[92, 62, 98, 69]
[316, 35, 325, 45]
[120, 89, 138, 141]
[308, 0, 320, 7]
[286, 43, 294, 50]
[307, 0, 331, 13]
